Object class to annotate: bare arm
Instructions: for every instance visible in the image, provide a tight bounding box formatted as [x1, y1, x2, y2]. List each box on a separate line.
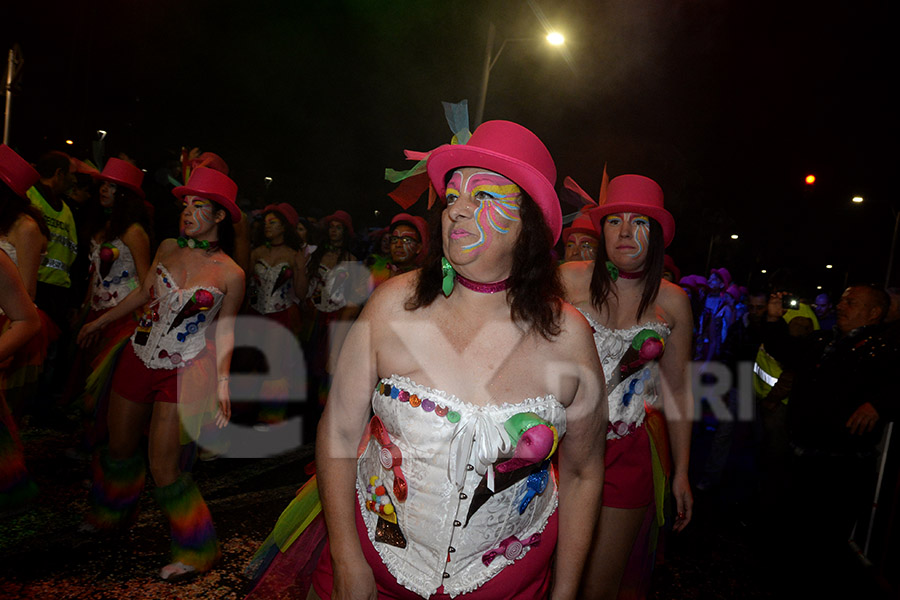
[551, 310, 607, 600]
[8, 216, 44, 301]
[316, 284, 394, 600]
[658, 283, 694, 531]
[212, 263, 245, 428]
[0, 251, 40, 363]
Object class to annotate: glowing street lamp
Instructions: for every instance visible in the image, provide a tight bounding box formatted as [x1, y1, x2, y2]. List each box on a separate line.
[852, 196, 864, 204]
[546, 32, 565, 45]
[730, 234, 739, 240]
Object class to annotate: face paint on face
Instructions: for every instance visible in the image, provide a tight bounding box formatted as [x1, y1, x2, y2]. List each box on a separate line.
[99, 182, 117, 208]
[605, 213, 651, 260]
[445, 170, 521, 255]
[182, 196, 215, 236]
[564, 233, 600, 262]
[389, 224, 421, 265]
[264, 213, 285, 240]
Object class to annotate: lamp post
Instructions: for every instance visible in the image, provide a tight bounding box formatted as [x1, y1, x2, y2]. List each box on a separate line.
[473, 22, 565, 129]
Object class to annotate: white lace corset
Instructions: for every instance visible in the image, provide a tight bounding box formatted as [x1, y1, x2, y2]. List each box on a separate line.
[89, 238, 139, 311]
[309, 262, 349, 312]
[249, 260, 294, 314]
[578, 310, 670, 440]
[356, 375, 566, 598]
[130, 264, 224, 369]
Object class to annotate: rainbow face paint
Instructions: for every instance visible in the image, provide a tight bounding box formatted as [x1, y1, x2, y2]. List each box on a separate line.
[445, 170, 521, 255]
[182, 196, 215, 236]
[605, 213, 650, 259]
[99, 182, 117, 208]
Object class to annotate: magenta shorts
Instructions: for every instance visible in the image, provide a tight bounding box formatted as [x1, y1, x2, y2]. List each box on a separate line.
[602, 423, 654, 509]
[312, 501, 556, 599]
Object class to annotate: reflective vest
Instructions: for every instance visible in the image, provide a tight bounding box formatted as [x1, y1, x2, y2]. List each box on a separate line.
[28, 186, 77, 288]
[752, 303, 821, 404]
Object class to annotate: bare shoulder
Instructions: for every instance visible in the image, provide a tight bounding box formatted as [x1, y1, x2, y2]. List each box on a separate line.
[13, 213, 41, 237]
[122, 222, 149, 243]
[554, 302, 596, 356]
[558, 260, 594, 304]
[361, 269, 418, 320]
[658, 279, 691, 324]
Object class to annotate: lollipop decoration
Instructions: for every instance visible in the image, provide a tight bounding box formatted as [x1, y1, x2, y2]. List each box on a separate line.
[270, 264, 294, 296]
[605, 328, 666, 394]
[168, 289, 216, 335]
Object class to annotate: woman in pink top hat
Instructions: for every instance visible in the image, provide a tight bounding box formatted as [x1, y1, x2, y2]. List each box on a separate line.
[78, 167, 245, 581]
[0, 144, 44, 513]
[559, 174, 694, 599]
[302, 120, 605, 600]
[0, 145, 54, 420]
[562, 209, 601, 263]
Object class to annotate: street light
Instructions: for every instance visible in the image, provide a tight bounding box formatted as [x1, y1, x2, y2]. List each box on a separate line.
[474, 22, 565, 128]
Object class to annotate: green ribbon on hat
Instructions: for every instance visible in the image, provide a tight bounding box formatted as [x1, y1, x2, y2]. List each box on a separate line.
[605, 261, 619, 282]
[441, 257, 456, 297]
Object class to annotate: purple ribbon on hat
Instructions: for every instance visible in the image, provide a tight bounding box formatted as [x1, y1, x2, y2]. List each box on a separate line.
[481, 533, 542, 566]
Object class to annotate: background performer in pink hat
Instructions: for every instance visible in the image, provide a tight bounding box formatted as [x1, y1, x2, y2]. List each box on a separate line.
[560, 173, 694, 599]
[77, 167, 245, 582]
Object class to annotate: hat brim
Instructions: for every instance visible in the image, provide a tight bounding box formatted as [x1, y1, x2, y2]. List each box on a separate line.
[561, 226, 600, 242]
[590, 203, 675, 248]
[97, 173, 146, 199]
[173, 185, 241, 223]
[427, 144, 561, 243]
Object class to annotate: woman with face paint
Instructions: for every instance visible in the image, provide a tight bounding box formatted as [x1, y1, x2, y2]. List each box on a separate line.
[302, 121, 605, 600]
[247, 203, 308, 424]
[560, 174, 694, 599]
[67, 159, 152, 441]
[77, 167, 245, 582]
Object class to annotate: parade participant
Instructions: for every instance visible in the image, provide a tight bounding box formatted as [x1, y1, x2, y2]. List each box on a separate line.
[311, 120, 606, 599]
[560, 174, 693, 600]
[0, 145, 43, 512]
[77, 167, 244, 581]
[0, 146, 54, 417]
[370, 212, 429, 288]
[247, 202, 308, 424]
[695, 267, 734, 362]
[561, 209, 600, 263]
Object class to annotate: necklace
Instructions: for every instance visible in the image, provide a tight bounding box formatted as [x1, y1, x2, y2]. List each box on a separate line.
[440, 257, 509, 296]
[605, 261, 644, 282]
[177, 236, 218, 251]
[265, 241, 285, 249]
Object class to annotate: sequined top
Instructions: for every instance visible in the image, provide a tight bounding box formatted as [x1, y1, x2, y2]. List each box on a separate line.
[89, 238, 140, 311]
[356, 375, 566, 597]
[249, 259, 294, 315]
[578, 310, 670, 440]
[130, 264, 224, 369]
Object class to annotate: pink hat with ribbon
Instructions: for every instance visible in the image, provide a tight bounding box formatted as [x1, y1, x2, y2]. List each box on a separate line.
[426, 120, 561, 243]
[562, 209, 600, 243]
[264, 203, 299, 228]
[590, 175, 675, 247]
[322, 209, 355, 238]
[0, 144, 39, 199]
[97, 157, 145, 199]
[172, 167, 241, 223]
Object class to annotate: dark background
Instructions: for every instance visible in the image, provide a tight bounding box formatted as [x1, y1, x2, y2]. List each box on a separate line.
[3, 0, 897, 298]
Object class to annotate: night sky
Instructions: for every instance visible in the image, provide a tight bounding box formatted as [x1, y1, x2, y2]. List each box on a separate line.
[3, 0, 897, 298]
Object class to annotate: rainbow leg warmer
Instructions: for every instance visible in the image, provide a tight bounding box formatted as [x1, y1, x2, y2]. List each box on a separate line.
[0, 415, 38, 511]
[154, 473, 220, 572]
[87, 449, 146, 529]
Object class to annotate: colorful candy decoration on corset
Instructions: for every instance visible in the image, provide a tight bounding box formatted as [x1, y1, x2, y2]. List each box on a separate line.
[365, 475, 397, 523]
[167, 289, 216, 333]
[377, 380, 460, 423]
[98, 242, 120, 279]
[605, 328, 666, 394]
[482, 533, 541, 566]
[271, 264, 293, 296]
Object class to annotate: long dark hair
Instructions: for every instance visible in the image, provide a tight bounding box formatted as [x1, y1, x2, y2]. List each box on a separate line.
[211, 201, 236, 257]
[255, 210, 302, 250]
[86, 185, 153, 244]
[0, 185, 50, 239]
[590, 216, 666, 322]
[308, 222, 354, 276]
[406, 192, 564, 341]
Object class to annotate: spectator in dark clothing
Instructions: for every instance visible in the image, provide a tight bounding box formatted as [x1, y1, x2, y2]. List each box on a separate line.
[763, 284, 897, 593]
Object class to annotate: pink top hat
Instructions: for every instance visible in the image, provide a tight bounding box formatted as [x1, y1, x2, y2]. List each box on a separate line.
[263, 203, 299, 228]
[562, 210, 599, 243]
[97, 157, 145, 199]
[426, 120, 561, 243]
[189, 152, 229, 175]
[390, 212, 429, 250]
[172, 167, 241, 223]
[322, 209, 355, 238]
[590, 174, 675, 247]
[709, 267, 732, 287]
[0, 144, 39, 199]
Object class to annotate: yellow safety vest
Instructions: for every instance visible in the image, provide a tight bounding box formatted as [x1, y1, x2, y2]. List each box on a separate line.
[27, 186, 77, 288]
[752, 303, 821, 404]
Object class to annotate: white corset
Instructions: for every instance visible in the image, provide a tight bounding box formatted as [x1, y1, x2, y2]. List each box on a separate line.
[130, 264, 224, 369]
[249, 260, 294, 314]
[356, 375, 566, 598]
[578, 309, 670, 440]
[89, 238, 140, 311]
[0, 240, 15, 316]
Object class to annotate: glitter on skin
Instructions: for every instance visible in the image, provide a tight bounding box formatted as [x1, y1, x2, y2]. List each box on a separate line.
[445, 170, 521, 255]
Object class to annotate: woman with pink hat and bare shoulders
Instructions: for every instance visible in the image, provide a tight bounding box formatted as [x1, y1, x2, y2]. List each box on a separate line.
[77, 167, 245, 582]
[559, 174, 694, 599]
[304, 121, 605, 599]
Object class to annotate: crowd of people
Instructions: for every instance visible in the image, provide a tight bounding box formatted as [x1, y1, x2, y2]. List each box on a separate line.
[1, 119, 898, 598]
